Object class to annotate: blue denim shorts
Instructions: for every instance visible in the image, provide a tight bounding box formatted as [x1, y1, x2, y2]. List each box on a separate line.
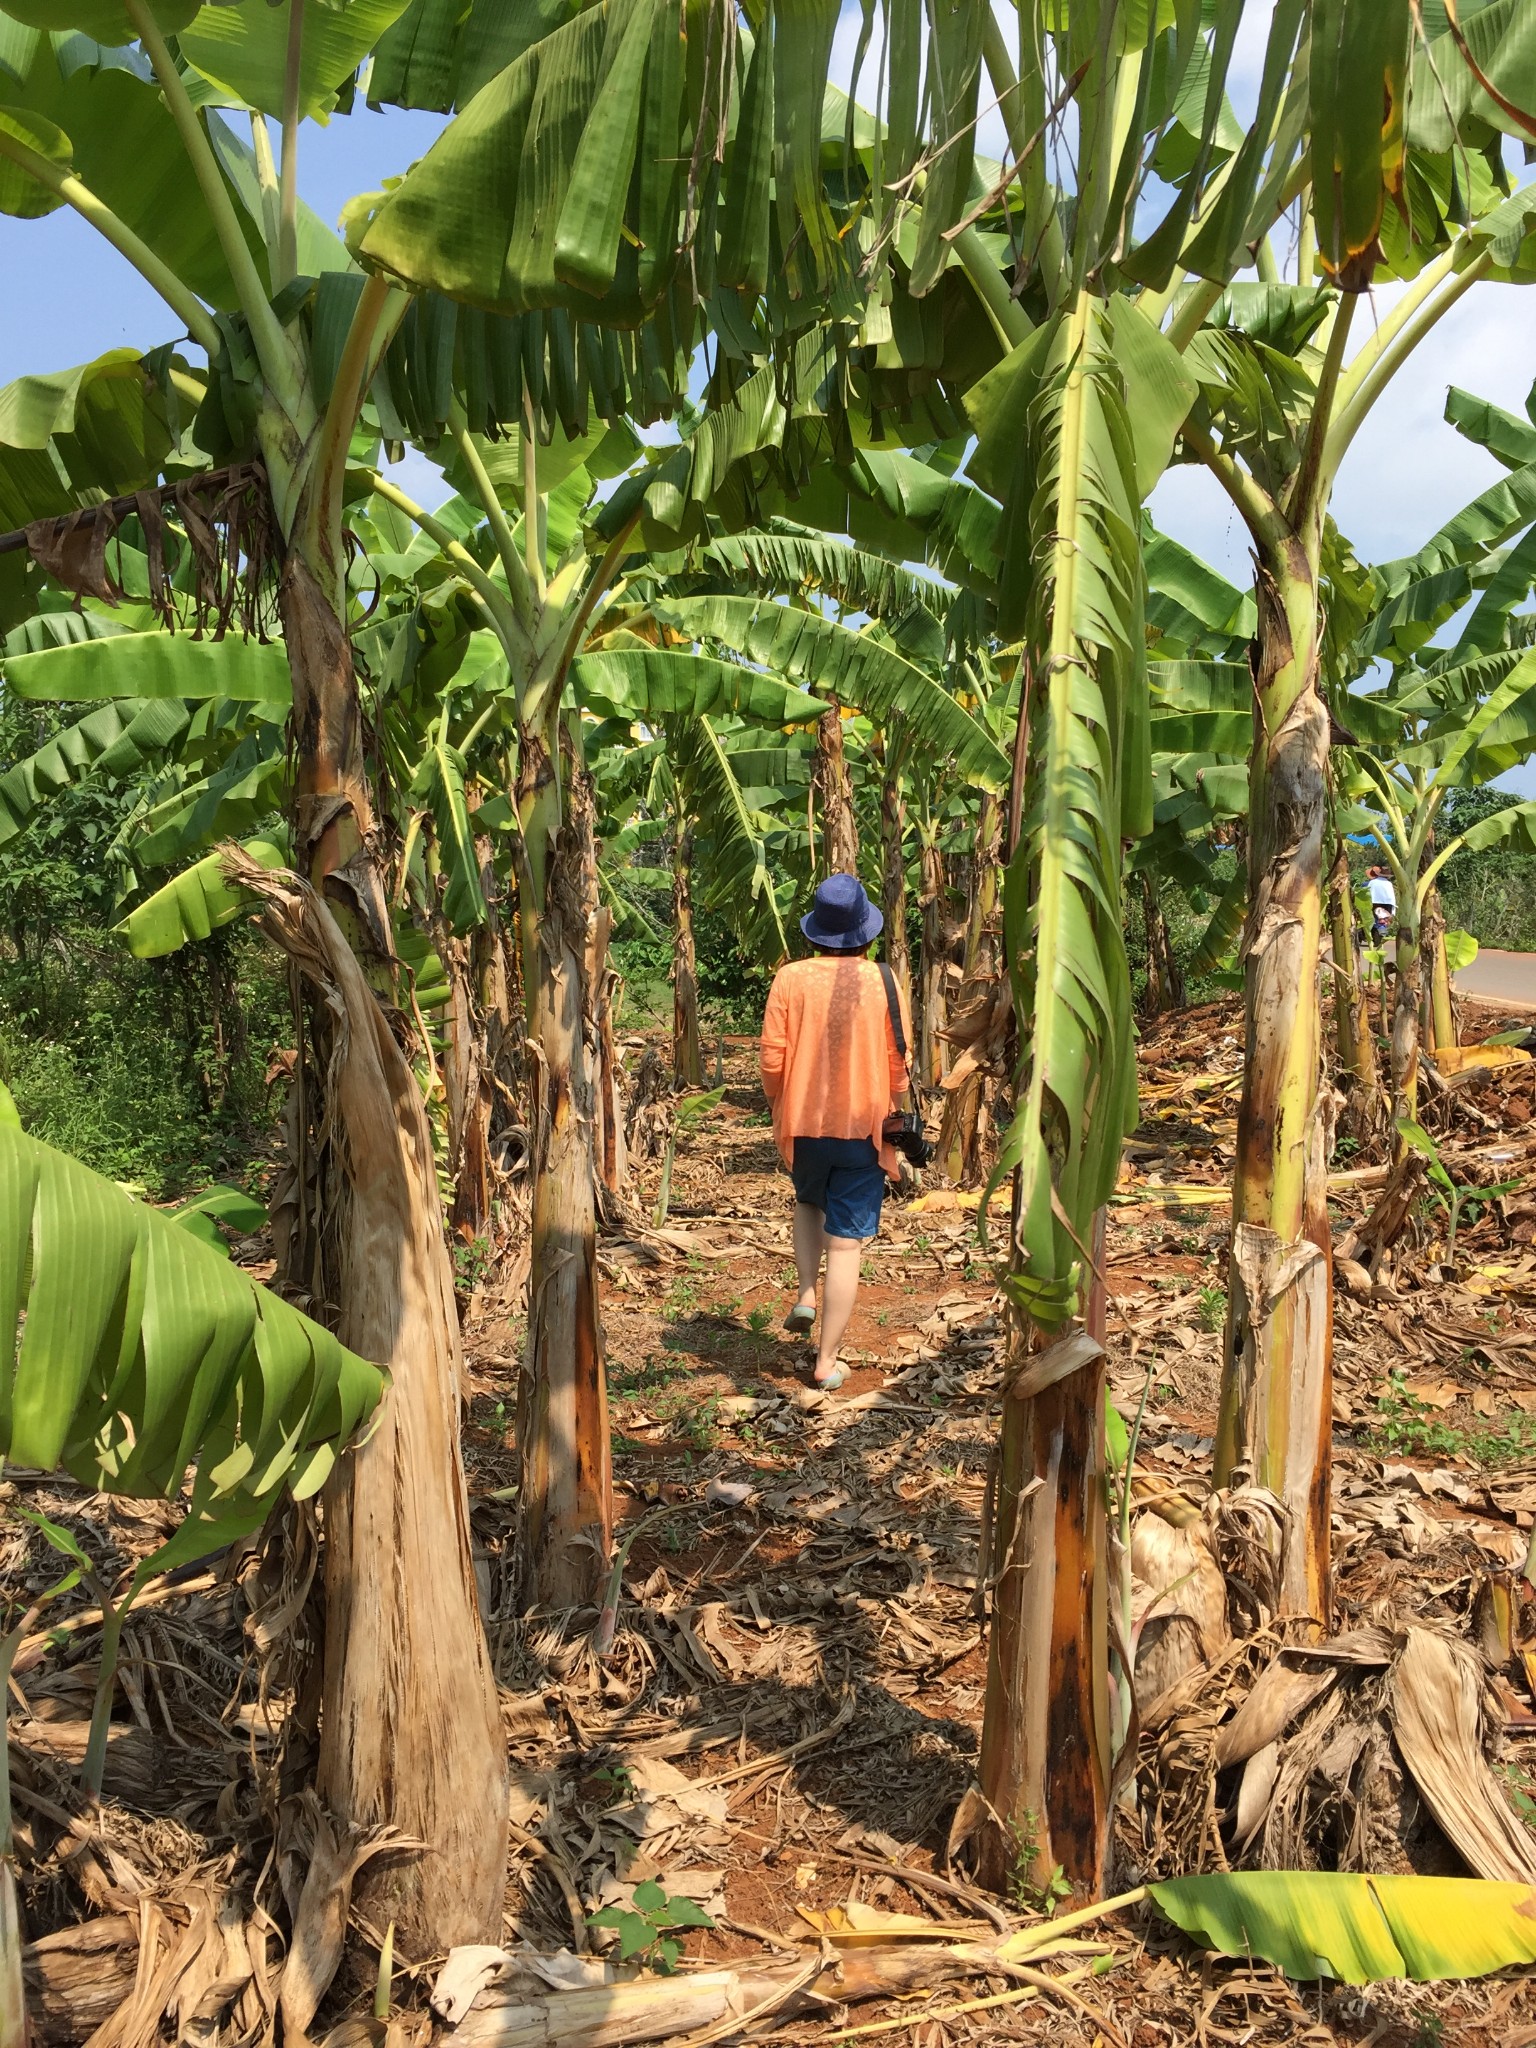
[791, 1136, 885, 1240]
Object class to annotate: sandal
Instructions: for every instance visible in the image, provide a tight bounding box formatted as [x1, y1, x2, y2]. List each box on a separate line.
[783, 1303, 817, 1334]
[811, 1361, 848, 1392]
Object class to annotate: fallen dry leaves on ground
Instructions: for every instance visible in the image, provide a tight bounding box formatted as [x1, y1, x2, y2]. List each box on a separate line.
[16, 998, 1536, 2044]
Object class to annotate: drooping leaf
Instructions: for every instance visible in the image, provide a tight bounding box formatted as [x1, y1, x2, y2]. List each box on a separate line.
[0, 1120, 383, 1517]
[1445, 385, 1536, 472]
[130, 731, 286, 868]
[411, 733, 486, 930]
[670, 712, 789, 969]
[115, 831, 289, 957]
[0, 349, 180, 530]
[0, 696, 188, 843]
[654, 595, 1011, 789]
[1309, 0, 1412, 290]
[179, 0, 414, 120]
[1446, 796, 1536, 860]
[0, 0, 198, 42]
[167, 1182, 267, 1257]
[572, 647, 826, 728]
[990, 296, 1145, 1329]
[0, 100, 70, 217]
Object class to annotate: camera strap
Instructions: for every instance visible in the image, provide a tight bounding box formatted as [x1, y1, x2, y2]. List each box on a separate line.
[876, 961, 909, 1073]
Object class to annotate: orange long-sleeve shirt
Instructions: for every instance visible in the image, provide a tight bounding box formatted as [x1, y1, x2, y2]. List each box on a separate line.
[760, 956, 912, 1177]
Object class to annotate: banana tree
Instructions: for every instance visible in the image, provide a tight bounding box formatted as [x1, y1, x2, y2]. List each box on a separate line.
[0, 0, 593, 1940]
[1146, 0, 1536, 1627]
[1341, 638, 1536, 1135]
[928, 0, 1324, 1896]
[596, 709, 798, 1088]
[364, 428, 834, 1609]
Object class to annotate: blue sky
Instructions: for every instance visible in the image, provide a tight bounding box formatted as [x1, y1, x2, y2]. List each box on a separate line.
[3, 11, 1534, 791]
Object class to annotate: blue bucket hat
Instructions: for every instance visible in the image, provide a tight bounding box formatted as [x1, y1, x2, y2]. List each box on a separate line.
[801, 872, 884, 951]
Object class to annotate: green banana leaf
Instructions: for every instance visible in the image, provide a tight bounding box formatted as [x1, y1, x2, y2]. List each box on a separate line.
[1309, 0, 1412, 290]
[411, 732, 487, 932]
[0, 696, 188, 843]
[695, 527, 946, 629]
[654, 595, 1010, 790]
[572, 648, 825, 728]
[0, 348, 179, 531]
[0, 1120, 384, 1511]
[671, 713, 789, 970]
[130, 735, 286, 868]
[116, 831, 289, 958]
[179, 0, 413, 120]
[6, 629, 292, 704]
[989, 299, 1144, 1329]
[1148, 1871, 1536, 1985]
[167, 1183, 268, 1257]
[0, 28, 257, 312]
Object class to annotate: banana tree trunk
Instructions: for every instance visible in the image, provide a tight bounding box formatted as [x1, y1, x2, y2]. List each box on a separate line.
[939, 796, 1004, 1184]
[878, 744, 912, 1013]
[918, 837, 950, 1090]
[1390, 885, 1423, 1141]
[272, 486, 507, 1949]
[516, 713, 613, 1609]
[451, 871, 505, 1244]
[443, 932, 493, 1248]
[977, 1215, 1110, 1899]
[672, 826, 702, 1088]
[588, 904, 628, 1201]
[814, 707, 859, 878]
[1326, 842, 1382, 1134]
[1140, 873, 1183, 1015]
[962, 795, 1002, 977]
[1215, 535, 1334, 1626]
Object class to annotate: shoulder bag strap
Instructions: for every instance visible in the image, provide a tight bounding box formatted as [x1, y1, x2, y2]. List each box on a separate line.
[876, 960, 909, 1070]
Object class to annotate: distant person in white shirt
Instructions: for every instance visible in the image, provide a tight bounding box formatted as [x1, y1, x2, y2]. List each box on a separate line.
[1367, 865, 1396, 935]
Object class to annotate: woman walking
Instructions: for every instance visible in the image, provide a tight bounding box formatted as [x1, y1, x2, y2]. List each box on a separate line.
[760, 874, 915, 1389]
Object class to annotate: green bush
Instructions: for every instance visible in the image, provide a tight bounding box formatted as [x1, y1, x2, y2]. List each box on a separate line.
[0, 927, 287, 1197]
[1437, 790, 1536, 954]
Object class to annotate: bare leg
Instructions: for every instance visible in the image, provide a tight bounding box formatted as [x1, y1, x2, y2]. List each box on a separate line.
[817, 1235, 863, 1380]
[792, 1202, 825, 1316]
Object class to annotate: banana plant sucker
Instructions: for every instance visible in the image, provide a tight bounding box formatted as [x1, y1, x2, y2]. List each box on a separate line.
[1427, 887, 1457, 1055]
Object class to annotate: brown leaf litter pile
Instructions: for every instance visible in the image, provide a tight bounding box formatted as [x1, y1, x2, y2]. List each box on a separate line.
[16, 1000, 1536, 2043]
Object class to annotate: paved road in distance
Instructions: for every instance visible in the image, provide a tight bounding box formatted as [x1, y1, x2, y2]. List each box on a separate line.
[1454, 948, 1536, 1009]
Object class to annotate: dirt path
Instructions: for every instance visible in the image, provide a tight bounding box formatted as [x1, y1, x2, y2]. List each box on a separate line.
[18, 1008, 1536, 2042]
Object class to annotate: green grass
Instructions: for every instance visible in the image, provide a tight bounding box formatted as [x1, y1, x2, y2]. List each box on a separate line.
[609, 1352, 690, 1397]
[1366, 1373, 1536, 1467]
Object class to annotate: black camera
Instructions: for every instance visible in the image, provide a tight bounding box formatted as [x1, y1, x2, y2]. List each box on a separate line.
[883, 1110, 934, 1169]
